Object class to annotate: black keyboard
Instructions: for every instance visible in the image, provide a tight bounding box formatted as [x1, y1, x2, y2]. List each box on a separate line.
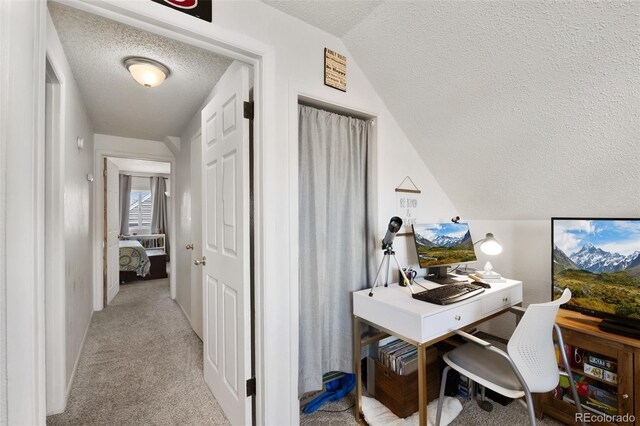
[412, 283, 485, 305]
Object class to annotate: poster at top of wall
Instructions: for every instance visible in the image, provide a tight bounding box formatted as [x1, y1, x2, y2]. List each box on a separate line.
[324, 48, 347, 92]
[151, 0, 212, 22]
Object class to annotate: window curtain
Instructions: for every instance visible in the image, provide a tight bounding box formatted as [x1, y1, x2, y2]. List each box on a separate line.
[119, 174, 132, 236]
[298, 104, 376, 396]
[150, 176, 170, 259]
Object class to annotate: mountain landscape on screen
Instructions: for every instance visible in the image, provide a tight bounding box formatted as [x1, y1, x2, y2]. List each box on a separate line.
[413, 223, 476, 267]
[553, 220, 640, 319]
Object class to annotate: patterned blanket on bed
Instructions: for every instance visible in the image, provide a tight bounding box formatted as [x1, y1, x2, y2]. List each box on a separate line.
[119, 240, 151, 277]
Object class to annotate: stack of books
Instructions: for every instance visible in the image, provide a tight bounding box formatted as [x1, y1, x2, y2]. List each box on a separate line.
[377, 339, 418, 375]
[556, 371, 618, 416]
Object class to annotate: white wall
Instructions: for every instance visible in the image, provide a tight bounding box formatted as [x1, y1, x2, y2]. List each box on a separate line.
[467, 220, 551, 339]
[46, 10, 95, 414]
[95, 134, 173, 158]
[174, 66, 230, 335]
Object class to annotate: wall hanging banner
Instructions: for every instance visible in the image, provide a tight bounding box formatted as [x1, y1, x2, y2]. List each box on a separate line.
[395, 176, 421, 236]
[151, 0, 212, 22]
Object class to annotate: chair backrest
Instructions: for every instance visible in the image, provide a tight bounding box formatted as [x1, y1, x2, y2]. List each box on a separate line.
[507, 288, 571, 393]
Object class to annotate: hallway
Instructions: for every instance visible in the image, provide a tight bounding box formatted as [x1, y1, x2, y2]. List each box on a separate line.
[47, 279, 229, 425]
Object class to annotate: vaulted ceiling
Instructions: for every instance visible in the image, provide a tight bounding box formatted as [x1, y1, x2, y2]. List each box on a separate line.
[48, 2, 232, 141]
[265, 1, 640, 220]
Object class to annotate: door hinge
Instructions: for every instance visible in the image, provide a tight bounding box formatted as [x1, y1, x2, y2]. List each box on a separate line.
[103, 168, 107, 177]
[246, 377, 256, 397]
[243, 101, 254, 120]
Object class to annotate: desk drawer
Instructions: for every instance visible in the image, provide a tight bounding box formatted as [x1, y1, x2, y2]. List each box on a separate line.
[482, 288, 513, 315]
[423, 302, 481, 341]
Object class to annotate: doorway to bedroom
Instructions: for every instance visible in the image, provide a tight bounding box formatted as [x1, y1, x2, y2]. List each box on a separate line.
[104, 157, 172, 305]
[45, 2, 259, 424]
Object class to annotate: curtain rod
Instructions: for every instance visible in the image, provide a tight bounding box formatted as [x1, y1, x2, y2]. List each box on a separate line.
[120, 172, 169, 179]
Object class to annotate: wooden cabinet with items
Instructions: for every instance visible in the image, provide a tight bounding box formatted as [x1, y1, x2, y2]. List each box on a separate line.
[536, 309, 639, 425]
[373, 344, 440, 418]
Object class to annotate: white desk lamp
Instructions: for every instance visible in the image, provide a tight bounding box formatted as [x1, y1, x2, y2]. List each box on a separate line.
[475, 233, 504, 279]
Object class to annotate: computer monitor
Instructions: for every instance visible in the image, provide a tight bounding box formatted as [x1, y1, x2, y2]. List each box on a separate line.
[412, 223, 478, 284]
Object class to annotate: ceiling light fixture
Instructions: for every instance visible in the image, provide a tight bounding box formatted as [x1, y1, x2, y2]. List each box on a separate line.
[123, 57, 170, 88]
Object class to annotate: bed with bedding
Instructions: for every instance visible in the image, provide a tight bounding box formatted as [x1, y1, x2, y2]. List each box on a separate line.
[119, 239, 150, 282]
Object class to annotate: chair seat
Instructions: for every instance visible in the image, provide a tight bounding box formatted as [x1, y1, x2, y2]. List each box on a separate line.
[443, 340, 525, 399]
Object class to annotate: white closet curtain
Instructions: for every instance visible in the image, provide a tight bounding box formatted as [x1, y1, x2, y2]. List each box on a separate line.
[298, 104, 376, 396]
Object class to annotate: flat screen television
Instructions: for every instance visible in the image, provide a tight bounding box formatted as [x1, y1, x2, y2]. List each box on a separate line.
[552, 218, 640, 338]
[412, 222, 477, 284]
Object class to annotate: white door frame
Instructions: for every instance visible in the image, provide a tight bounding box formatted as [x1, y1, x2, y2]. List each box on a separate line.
[189, 130, 204, 339]
[287, 87, 379, 422]
[6, 0, 275, 422]
[93, 150, 176, 308]
[44, 56, 68, 415]
[75, 2, 270, 423]
[2, 0, 48, 424]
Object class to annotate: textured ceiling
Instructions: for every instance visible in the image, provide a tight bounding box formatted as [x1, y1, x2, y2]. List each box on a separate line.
[48, 2, 232, 141]
[108, 158, 170, 175]
[265, 1, 640, 219]
[263, 0, 382, 37]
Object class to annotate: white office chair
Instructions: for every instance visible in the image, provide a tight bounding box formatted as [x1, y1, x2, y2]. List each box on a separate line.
[435, 289, 585, 426]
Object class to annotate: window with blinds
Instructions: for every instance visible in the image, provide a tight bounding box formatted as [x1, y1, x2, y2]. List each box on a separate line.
[129, 191, 152, 227]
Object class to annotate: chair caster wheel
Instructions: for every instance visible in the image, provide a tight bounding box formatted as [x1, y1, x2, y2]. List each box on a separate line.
[479, 400, 493, 412]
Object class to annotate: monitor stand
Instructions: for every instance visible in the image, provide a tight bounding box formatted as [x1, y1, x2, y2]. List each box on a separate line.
[598, 318, 640, 339]
[425, 266, 460, 285]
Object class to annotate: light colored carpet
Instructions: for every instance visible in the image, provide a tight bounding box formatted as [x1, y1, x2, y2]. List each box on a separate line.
[300, 392, 565, 425]
[47, 279, 230, 425]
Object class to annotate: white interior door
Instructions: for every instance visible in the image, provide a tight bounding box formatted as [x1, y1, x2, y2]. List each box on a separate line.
[191, 131, 203, 339]
[105, 158, 120, 304]
[201, 62, 251, 425]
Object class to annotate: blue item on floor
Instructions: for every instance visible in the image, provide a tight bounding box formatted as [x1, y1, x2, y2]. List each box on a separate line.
[302, 373, 356, 414]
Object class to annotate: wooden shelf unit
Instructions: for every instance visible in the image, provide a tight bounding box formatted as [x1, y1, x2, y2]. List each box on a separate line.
[535, 309, 639, 426]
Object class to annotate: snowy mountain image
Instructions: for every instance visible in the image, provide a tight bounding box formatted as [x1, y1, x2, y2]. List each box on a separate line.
[552, 219, 640, 319]
[412, 223, 475, 267]
[570, 243, 640, 274]
[431, 230, 471, 248]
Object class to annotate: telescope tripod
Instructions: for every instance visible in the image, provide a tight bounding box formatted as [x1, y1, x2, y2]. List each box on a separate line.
[369, 244, 415, 297]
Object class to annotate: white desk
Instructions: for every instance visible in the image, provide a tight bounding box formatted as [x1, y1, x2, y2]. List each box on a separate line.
[352, 278, 523, 426]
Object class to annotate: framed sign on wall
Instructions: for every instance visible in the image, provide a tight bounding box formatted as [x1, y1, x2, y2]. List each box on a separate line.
[324, 48, 347, 92]
[151, 0, 212, 22]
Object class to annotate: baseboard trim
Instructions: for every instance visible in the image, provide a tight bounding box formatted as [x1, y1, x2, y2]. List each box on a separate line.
[176, 298, 192, 325]
[66, 310, 94, 403]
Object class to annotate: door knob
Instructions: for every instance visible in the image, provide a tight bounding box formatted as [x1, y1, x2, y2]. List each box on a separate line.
[194, 256, 206, 266]
[185, 243, 194, 250]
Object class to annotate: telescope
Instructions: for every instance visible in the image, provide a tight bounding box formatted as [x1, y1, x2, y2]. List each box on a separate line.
[369, 216, 414, 297]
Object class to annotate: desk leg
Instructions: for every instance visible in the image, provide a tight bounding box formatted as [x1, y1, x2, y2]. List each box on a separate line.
[354, 316, 362, 422]
[418, 343, 428, 426]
